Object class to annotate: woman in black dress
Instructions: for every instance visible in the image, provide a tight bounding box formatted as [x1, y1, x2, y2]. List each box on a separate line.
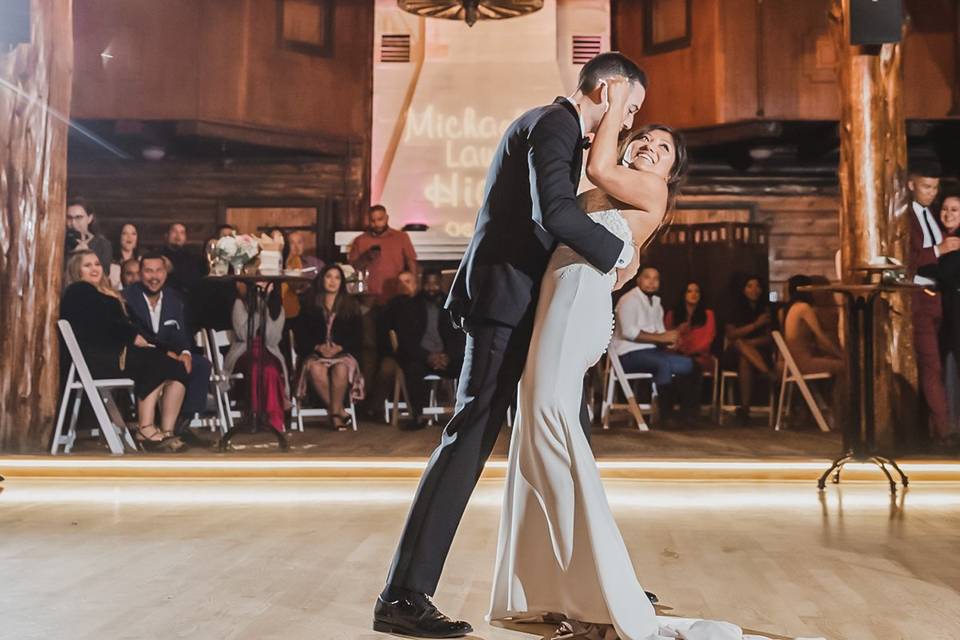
[60, 251, 189, 452]
[722, 275, 775, 424]
[293, 264, 364, 430]
[939, 195, 960, 431]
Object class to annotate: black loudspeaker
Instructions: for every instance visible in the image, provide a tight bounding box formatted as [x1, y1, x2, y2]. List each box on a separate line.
[850, 0, 903, 45]
[0, 0, 31, 48]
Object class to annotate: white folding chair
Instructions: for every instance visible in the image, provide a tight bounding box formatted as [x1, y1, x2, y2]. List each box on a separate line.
[289, 331, 358, 431]
[772, 330, 832, 432]
[52, 320, 137, 455]
[700, 356, 719, 418]
[384, 330, 457, 427]
[717, 339, 776, 426]
[185, 331, 220, 433]
[205, 329, 243, 434]
[600, 350, 654, 431]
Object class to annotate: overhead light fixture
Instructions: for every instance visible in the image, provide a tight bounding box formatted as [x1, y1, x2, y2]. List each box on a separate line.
[397, 0, 544, 28]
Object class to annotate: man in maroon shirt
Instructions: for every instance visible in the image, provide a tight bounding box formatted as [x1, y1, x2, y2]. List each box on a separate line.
[907, 166, 960, 449]
[349, 205, 418, 307]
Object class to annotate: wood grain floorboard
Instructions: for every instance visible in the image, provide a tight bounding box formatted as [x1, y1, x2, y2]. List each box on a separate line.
[2, 479, 959, 640]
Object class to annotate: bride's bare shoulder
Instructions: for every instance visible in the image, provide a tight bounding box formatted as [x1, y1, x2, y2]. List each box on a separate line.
[577, 188, 614, 213]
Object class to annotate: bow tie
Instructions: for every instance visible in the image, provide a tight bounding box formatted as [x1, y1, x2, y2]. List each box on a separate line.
[581, 136, 591, 150]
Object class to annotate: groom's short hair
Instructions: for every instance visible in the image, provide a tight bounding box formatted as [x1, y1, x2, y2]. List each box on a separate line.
[577, 52, 647, 93]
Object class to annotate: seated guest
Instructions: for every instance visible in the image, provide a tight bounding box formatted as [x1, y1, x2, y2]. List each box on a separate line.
[109, 223, 140, 290]
[664, 280, 716, 372]
[287, 230, 324, 273]
[60, 251, 188, 452]
[66, 197, 112, 273]
[161, 223, 207, 295]
[722, 275, 775, 424]
[120, 258, 141, 289]
[782, 275, 844, 376]
[294, 265, 365, 430]
[223, 282, 291, 433]
[216, 224, 237, 238]
[611, 266, 698, 424]
[123, 253, 213, 447]
[388, 268, 466, 429]
[282, 230, 324, 322]
[939, 196, 960, 435]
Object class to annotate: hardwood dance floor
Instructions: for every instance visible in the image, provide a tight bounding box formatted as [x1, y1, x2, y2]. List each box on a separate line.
[2, 478, 959, 640]
[65, 418, 844, 459]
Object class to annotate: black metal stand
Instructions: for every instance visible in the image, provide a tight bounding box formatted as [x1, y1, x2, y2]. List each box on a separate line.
[219, 280, 288, 452]
[805, 285, 910, 494]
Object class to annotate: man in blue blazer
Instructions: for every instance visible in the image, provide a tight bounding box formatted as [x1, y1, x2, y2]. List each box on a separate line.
[124, 252, 213, 447]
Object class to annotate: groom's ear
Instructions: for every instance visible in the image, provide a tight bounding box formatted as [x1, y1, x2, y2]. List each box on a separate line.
[585, 83, 605, 105]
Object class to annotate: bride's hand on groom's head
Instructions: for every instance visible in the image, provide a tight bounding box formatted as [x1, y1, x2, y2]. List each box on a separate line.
[602, 76, 631, 109]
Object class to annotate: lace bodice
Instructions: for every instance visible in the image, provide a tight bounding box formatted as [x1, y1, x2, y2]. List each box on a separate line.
[587, 208, 633, 246]
[550, 209, 633, 273]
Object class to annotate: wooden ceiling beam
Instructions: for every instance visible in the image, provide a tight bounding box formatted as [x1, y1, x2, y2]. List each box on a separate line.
[680, 120, 783, 148]
[175, 120, 359, 157]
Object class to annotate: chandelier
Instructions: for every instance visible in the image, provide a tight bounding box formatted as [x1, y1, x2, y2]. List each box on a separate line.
[398, 0, 544, 28]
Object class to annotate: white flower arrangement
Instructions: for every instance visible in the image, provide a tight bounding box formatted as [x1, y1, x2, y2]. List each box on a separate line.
[215, 234, 260, 267]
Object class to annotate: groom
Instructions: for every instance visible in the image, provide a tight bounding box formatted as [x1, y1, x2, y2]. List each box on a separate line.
[374, 52, 648, 638]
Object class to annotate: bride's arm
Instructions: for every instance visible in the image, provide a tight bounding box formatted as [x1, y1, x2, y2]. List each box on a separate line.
[585, 80, 667, 217]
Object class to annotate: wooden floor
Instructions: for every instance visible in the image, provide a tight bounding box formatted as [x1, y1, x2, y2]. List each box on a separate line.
[66, 417, 845, 459]
[2, 478, 959, 640]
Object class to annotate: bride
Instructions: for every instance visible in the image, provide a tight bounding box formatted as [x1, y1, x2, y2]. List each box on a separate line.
[488, 78, 768, 640]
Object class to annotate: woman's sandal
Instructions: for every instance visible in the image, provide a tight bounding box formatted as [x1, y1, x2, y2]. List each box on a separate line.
[332, 413, 353, 432]
[136, 425, 187, 453]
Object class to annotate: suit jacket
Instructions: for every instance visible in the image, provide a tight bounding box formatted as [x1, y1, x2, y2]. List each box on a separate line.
[123, 283, 192, 354]
[908, 203, 941, 281]
[388, 294, 466, 368]
[446, 98, 625, 327]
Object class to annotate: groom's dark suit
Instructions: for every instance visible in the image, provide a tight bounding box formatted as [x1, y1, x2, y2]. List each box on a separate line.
[386, 98, 626, 596]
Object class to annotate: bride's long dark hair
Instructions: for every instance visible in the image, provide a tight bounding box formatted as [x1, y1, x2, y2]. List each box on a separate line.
[617, 124, 689, 252]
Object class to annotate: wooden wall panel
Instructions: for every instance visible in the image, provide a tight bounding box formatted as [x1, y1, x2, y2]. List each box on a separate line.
[198, 0, 374, 136]
[615, 0, 955, 126]
[72, 0, 201, 120]
[759, 0, 838, 121]
[73, 0, 374, 137]
[718, 0, 760, 122]
[68, 155, 366, 259]
[615, 0, 723, 130]
[679, 193, 841, 295]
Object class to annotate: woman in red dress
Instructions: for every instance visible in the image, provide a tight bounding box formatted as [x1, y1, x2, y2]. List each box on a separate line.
[664, 280, 716, 372]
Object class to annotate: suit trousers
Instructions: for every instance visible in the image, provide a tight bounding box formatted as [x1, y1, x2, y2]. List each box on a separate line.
[180, 355, 212, 419]
[401, 356, 460, 419]
[913, 291, 949, 438]
[386, 316, 591, 596]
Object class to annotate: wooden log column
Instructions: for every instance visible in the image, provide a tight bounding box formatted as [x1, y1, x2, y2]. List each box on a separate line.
[0, 0, 73, 452]
[830, 0, 914, 451]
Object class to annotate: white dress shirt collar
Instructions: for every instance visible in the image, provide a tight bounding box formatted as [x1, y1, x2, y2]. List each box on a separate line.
[144, 291, 163, 334]
[913, 200, 943, 248]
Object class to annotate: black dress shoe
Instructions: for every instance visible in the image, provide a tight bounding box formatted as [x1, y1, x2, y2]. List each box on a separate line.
[373, 594, 473, 638]
[645, 590, 659, 604]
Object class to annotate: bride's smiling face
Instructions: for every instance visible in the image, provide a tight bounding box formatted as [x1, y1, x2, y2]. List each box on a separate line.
[623, 129, 677, 180]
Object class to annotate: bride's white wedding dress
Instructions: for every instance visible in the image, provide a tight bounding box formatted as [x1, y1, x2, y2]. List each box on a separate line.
[488, 209, 773, 640]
